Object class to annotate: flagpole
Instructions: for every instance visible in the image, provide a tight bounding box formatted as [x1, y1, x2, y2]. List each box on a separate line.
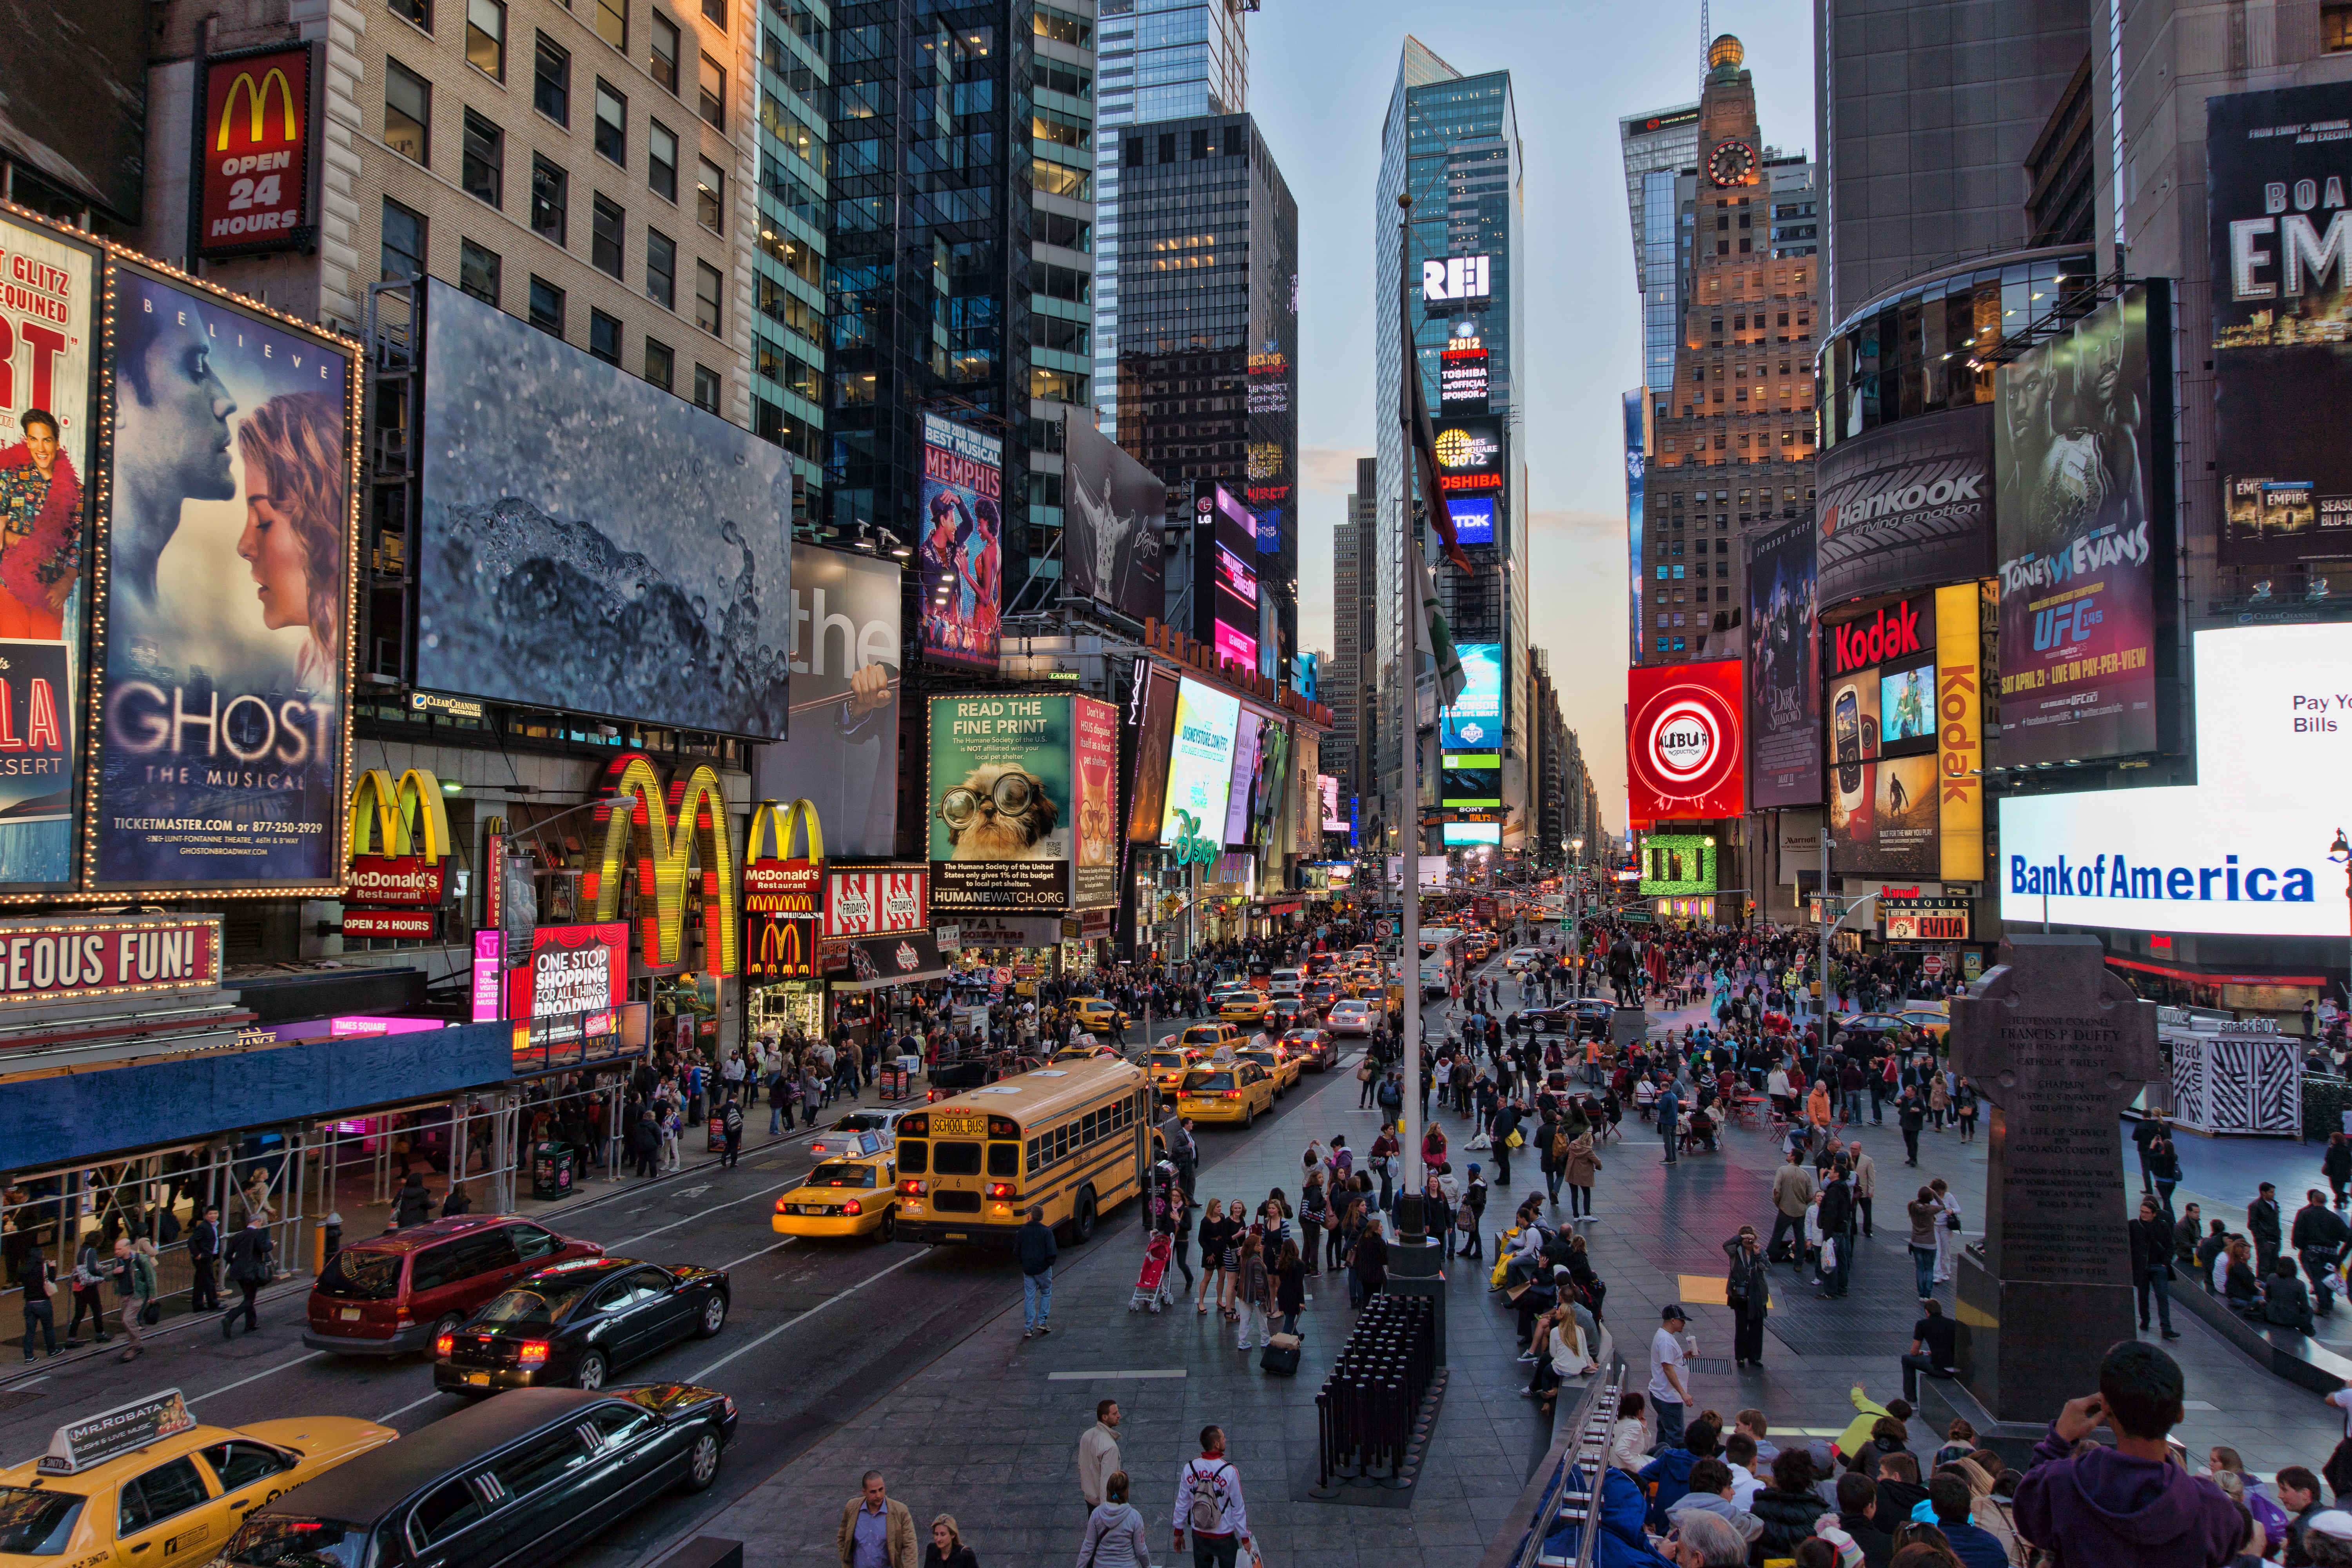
[1396, 190, 1425, 1243]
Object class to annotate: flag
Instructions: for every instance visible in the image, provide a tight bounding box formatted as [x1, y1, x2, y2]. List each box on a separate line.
[1409, 365, 1476, 575]
[1416, 549, 1467, 719]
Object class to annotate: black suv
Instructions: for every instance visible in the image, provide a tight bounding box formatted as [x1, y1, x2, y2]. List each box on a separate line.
[210, 1385, 735, 1568]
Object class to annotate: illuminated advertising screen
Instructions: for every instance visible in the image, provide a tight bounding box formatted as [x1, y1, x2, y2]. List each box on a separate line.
[750, 543, 900, 857]
[1061, 410, 1165, 621]
[2000, 622, 2352, 937]
[1431, 416, 1503, 498]
[918, 412, 1004, 669]
[1250, 717, 1291, 846]
[1421, 254, 1492, 303]
[1124, 661, 1180, 843]
[1816, 402, 1994, 606]
[1223, 711, 1262, 847]
[1745, 515, 1820, 808]
[1625, 659, 1744, 826]
[1624, 391, 1646, 664]
[2208, 84, 2352, 564]
[927, 693, 1107, 913]
[1443, 821, 1501, 846]
[1442, 759, 1501, 805]
[1639, 833, 1718, 897]
[94, 260, 357, 891]
[0, 209, 94, 890]
[1883, 896, 1971, 942]
[196, 44, 320, 260]
[1206, 484, 1258, 667]
[1439, 341, 1489, 414]
[1441, 641, 1504, 750]
[1879, 666, 1934, 748]
[416, 278, 794, 733]
[1158, 677, 1241, 848]
[1446, 497, 1495, 547]
[1318, 774, 1342, 831]
[1992, 284, 2167, 766]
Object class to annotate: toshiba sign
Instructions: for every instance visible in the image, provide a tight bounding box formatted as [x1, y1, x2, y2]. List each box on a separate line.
[1626, 659, 1745, 826]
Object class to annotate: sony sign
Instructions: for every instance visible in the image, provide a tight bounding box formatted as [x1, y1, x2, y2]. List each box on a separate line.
[1421, 254, 1492, 303]
[1999, 622, 2350, 937]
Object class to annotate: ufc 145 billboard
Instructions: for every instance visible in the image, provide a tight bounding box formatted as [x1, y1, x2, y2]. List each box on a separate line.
[1625, 659, 1743, 828]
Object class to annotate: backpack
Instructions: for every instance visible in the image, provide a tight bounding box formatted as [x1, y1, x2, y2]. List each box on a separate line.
[1550, 1127, 1570, 1163]
[1186, 1462, 1231, 1533]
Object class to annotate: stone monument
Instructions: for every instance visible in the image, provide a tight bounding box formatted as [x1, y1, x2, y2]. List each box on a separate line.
[1947, 934, 2161, 1423]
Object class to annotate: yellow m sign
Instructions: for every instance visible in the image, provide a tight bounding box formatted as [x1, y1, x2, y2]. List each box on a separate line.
[746, 798, 824, 865]
[584, 755, 740, 976]
[347, 768, 452, 861]
[217, 67, 299, 151]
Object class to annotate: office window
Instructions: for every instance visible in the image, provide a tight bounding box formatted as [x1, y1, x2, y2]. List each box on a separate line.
[648, 122, 678, 201]
[595, 82, 627, 164]
[644, 337, 675, 390]
[384, 60, 430, 163]
[696, 158, 723, 230]
[1125, 137, 1144, 168]
[461, 112, 502, 206]
[530, 157, 568, 243]
[701, 0, 725, 23]
[534, 34, 571, 122]
[466, 0, 506, 77]
[693, 363, 720, 412]
[592, 196, 626, 276]
[528, 276, 565, 336]
[458, 240, 501, 305]
[389, 0, 431, 29]
[380, 198, 426, 281]
[589, 309, 622, 363]
[694, 260, 722, 332]
[2329, 4, 2352, 50]
[699, 53, 726, 129]
[596, 0, 627, 51]
[646, 229, 676, 307]
[650, 12, 680, 91]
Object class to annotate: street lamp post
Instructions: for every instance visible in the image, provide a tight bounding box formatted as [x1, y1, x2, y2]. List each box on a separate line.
[2330, 829, 2351, 1023]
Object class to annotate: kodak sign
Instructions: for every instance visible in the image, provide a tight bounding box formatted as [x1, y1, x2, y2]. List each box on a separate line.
[1829, 597, 1927, 677]
[197, 44, 314, 259]
[1935, 582, 1989, 883]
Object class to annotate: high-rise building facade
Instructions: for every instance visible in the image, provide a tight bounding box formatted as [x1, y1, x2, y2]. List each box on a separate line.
[1090, 0, 1249, 436]
[1328, 456, 1378, 820]
[1638, 36, 1817, 668]
[1114, 110, 1298, 668]
[1620, 102, 1701, 423]
[1372, 39, 1528, 850]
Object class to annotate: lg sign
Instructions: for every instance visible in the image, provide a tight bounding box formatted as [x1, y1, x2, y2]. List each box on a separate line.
[1626, 660, 1744, 825]
[1422, 255, 1492, 303]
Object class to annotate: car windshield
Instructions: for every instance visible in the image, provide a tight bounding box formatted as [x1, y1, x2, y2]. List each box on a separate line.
[315, 1248, 402, 1300]
[1238, 1051, 1276, 1066]
[1183, 1070, 1235, 1092]
[806, 1163, 879, 1188]
[220, 1515, 373, 1567]
[0, 1487, 84, 1555]
[478, 1274, 605, 1327]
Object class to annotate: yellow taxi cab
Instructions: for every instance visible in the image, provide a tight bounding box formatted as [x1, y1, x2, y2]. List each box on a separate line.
[1053, 1040, 1124, 1063]
[1897, 1004, 1951, 1043]
[1070, 998, 1130, 1034]
[1176, 1022, 1241, 1054]
[1236, 1042, 1301, 1095]
[771, 1133, 899, 1240]
[0, 1391, 394, 1566]
[1216, 990, 1269, 1026]
[1175, 1061, 1278, 1127]
[1145, 1044, 1203, 1099]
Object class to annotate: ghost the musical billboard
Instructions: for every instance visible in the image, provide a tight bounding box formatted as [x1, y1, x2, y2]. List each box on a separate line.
[93, 259, 358, 890]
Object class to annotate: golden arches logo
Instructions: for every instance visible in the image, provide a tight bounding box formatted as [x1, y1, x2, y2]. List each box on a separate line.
[746, 799, 824, 865]
[750, 913, 814, 977]
[347, 768, 451, 861]
[217, 67, 298, 151]
[585, 754, 740, 976]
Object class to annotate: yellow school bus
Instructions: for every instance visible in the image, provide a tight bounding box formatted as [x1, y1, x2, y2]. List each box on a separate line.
[892, 1058, 1151, 1245]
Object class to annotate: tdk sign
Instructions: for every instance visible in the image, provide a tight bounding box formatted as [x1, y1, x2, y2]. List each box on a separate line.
[1422, 254, 1492, 303]
[1998, 622, 2352, 938]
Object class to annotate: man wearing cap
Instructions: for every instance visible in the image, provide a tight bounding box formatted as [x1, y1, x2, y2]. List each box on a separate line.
[1651, 1304, 1692, 1448]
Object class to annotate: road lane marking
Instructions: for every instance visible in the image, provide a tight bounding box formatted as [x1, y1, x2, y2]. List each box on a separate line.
[681, 1249, 927, 1384]
[188, 1350, 325, 1404]
[716, 1238, 797, 1272]
[377, 1390, 456, 1422]
[611, 1179, 800, 1248]
[1047, 1369, 1186, 1380]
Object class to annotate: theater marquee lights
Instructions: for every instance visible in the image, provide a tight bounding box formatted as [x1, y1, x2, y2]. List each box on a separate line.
[584, 754, 739, 976]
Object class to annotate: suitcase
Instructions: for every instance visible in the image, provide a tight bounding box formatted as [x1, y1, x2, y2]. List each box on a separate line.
[1259, 1332, 1301, 1377]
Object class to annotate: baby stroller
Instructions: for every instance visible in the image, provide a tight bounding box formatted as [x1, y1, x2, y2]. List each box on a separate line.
[1129, 1232, 1176, 1312]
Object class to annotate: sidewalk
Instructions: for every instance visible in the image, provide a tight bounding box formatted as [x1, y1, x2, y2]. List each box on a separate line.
[686, 1051, 1549, 1568]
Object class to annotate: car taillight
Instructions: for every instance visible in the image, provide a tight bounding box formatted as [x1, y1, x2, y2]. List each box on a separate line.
[518, 1341, 550, 1366]
[774, 1196, 792, 1213]
[986, 1182, 1014, 1200]
[1225, 1090, 1241, 1100]
[434, 1332, 454, 1357]
[898, 1177, 926, 1196]
[842, 1199, 862, 1216]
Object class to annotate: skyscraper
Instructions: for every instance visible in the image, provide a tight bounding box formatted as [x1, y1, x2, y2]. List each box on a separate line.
[1329, 456, 1379, 818]
[1114, 111, 1298, 671]
[1090, 0, 1250, 436]
[1372, 39, 1528, 852]
[1620, 102, 1701, 422]
[1637, 36, 1818, 668]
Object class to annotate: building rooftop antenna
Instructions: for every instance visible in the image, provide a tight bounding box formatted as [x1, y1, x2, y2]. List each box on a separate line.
[1700, 0, 1709, 65]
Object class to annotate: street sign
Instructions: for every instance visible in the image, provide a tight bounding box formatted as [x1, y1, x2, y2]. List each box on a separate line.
[1376, 920, 1394, 939]
[1923, 954, 1946, 978]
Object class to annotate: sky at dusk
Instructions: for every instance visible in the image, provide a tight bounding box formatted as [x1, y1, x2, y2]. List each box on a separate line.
[1241, 0, 1817, 838]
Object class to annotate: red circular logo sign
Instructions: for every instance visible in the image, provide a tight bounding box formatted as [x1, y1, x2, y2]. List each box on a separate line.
[1627, 671, 1742, 817]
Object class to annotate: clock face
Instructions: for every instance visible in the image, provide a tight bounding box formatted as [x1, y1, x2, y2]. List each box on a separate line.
[1709, 139, 1757, 187]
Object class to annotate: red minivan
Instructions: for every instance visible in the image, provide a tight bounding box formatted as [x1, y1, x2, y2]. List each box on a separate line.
[305, 1215, 601, 1355]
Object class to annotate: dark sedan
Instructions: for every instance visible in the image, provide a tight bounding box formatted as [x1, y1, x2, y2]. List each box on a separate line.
[434, 1257, 729, 1396]
[1282, 1027, 1338, 1071]
[1521, 1000, 1616, 1041]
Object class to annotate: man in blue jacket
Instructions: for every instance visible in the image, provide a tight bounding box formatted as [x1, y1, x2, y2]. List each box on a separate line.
[1018, 1206, 1058, 1339]
[1639, 1416, 1722, 1531]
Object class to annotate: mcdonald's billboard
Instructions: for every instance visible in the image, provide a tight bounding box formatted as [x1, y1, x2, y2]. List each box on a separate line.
[582, 752, 739, 976]
[195, 43, 320, 260]
[346, 768, 452, 906]
[746, 913, 818, 980]
[744, 799, 823, 916]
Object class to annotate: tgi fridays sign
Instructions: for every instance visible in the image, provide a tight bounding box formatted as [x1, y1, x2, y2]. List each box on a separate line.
[0, 914, 221, 1005]
[825, 866, 926, 937]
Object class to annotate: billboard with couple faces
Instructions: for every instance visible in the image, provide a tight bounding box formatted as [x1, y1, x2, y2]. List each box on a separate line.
[93, 256, 360, 892]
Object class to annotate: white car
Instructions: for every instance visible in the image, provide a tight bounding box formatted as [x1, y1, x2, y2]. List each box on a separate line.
[808, 1109, 906, 1158]
[1506, 947, 1546, 975]
[1327, 999, 1376, 1037]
